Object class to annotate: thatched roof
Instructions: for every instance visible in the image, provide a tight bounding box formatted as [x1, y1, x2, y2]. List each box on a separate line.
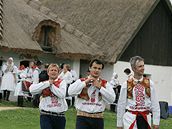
[1, 0, 42, 55]
[0, 0, 101, 59]
[40, 0, 171, 63]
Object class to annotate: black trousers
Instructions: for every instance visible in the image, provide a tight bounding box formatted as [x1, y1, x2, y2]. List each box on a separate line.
[3, 90, 10, 101]
[76, 116, 104, 129]
[17, 96, 24, 107]
[0, 93, 2, 100]
[32, 94, 40, 108]
[40, 114, 66, 129]
[136, 114, 149, 129]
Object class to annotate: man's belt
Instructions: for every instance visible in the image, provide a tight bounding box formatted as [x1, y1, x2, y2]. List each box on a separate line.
[127, 110, 151, 129]
[40, 110, 65, 117]
[77, 110, 103, 118]
[127, 110, 150, 115]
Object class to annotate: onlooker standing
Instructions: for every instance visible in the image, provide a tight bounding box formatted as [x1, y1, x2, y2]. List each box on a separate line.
[58, 64, 73, 85]
[0, 57, 17, 101]
[0, 67, 3, 101]
[58, 64, 73, 106]
[14, 65, 27, 106]
[29, 64, 68, 129]
[117, 56, 160, 129]
[110, 72, 121, 112]
[39, 63, 49, 82]
[110, 72, 120, 88]
[124, 68, 133, 79]
[69, 66, 78, 106]
[68, 59, 115, 129]
[24, 61, 35, 102]
[32, 60, 43, 107]
[70, 68, 78, 83]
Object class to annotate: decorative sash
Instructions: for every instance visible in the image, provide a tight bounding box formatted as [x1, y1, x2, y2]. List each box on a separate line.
[128, 110, 151, 129]
[78, 78, 107, 100]
[42, 79, 62, 97]
[77, 110, 104, 118]
[127, 77, 150, 99]
[22, 81, 32, 92]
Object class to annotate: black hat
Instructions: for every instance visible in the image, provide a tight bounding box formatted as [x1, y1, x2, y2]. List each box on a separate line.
[36, 60, 43, 66]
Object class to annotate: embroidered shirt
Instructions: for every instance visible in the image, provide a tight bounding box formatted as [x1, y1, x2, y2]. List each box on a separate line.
[117, 77, 160, 127]
[29, 79, 68, 113]
[68, 77, 115, 113]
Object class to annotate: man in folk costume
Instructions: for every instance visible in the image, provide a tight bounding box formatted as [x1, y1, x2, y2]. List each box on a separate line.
[68, 59, 115, 129]
[29, 64, 68, 129]
[117, 56, 160, 129]
[0, 57, 18, 101]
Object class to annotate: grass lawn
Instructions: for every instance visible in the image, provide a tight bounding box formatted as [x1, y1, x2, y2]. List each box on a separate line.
[0, 101, 172, 129]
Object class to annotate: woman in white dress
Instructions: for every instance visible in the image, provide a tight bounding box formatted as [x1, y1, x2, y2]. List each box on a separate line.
[14, 65, 27, 106]
[0, 57, 18, 101]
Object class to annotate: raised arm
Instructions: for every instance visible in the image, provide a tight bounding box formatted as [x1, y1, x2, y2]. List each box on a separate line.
[29, 81, 50, 95]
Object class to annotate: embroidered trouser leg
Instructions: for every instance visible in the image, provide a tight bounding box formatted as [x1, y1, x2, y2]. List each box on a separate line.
[76, 116, 104, 129]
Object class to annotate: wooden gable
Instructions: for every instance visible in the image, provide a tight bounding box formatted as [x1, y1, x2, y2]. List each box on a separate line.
[120, 0, 172, 66]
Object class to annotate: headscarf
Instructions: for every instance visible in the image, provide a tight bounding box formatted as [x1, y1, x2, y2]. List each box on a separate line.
[6, 57, 14, 72]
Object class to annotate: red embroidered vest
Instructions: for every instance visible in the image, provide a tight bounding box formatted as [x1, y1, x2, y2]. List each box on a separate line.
[127, 77, 150, 99]
[42, 79, 62, 97]
[78, 78, 107, 100]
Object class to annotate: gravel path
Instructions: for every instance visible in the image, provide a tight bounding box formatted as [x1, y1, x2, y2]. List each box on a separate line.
[0, 106, 21, 111]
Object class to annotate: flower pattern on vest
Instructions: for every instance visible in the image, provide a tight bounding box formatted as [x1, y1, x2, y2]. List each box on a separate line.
[78, 78, 107, 101]
[42, 79, 62, 97]
[91, 90, 96, 103]
[127, 77, 150, 99]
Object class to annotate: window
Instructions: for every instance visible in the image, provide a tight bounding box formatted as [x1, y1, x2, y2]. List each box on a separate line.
[33, 20, 61, 53]
[39, 25, 55, 52]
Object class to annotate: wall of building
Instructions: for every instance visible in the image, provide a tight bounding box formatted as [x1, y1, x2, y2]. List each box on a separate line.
[101, 63, 114, 81]
[0, 51, 73, 69]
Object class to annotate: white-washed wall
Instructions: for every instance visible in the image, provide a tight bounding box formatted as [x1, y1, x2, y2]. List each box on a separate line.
[101, 63, 114, 81]
[72, 59, 80, 79]
[0, 51, 73, 69]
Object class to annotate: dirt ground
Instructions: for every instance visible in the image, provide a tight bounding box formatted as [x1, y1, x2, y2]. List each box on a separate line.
[0, 106, 21, 111]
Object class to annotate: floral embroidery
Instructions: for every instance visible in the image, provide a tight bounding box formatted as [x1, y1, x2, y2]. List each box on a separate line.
[78, 78, 107, 101]
[127, 77, 150, 99]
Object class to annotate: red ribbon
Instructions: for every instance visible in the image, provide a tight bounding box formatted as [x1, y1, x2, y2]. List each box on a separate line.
[128, 110, 151, 129]
[53, 79, 62, 88]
